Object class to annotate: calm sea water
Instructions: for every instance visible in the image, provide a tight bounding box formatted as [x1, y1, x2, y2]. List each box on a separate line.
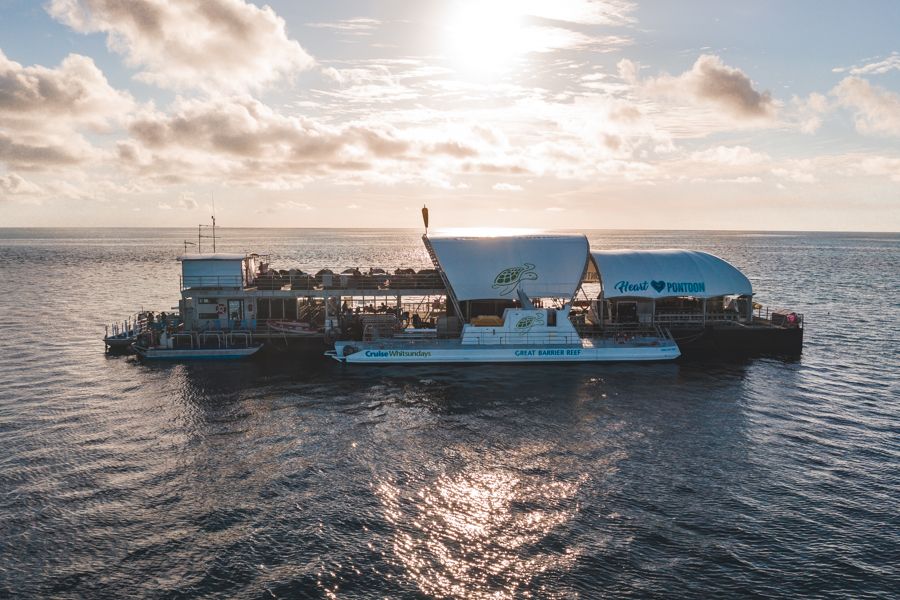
[0, 228, 898, 599]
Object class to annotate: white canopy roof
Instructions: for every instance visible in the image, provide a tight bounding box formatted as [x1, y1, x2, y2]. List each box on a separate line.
[590, 249, 752, 299]
[428, 233, 589, 301]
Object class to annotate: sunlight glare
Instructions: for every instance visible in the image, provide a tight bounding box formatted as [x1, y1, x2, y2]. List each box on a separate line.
[443, 1, 526, 76]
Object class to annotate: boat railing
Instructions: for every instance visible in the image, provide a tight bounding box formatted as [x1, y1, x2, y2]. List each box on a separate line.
[198, 331, 224, 349]
[104, 312, 152, 338]
[758, 307, 804, 328]
[226, 331, 253, 348]
[181, 275, 244, 290]
[171, 332, 195, 349]
[582, 305, 802, 329]
[244, 268, 447, 292]
[458, 330, 666, 346]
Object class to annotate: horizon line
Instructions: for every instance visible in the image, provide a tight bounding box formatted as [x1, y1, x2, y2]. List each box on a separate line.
[0, 226, 898, 234]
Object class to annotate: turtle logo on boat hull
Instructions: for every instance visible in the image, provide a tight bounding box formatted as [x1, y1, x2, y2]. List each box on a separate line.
[492, 263, 538, 295]
[515, 312, 545, 331]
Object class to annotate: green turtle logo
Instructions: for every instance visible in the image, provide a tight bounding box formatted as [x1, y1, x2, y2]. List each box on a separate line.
[492, 263, 538, 295]
[515, 312, 544, 331]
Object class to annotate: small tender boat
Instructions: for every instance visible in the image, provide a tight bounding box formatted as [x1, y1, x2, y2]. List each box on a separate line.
[104, 312, 152, 352]
[133, 331, 263, 361]
[104, 329, 138, 351]
[267, 320, 317, 336]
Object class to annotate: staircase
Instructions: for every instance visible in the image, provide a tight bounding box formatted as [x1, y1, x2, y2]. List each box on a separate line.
[422, 234, 463, 320]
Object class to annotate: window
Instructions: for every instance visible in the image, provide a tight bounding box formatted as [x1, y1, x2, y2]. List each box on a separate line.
[228, 300, 243, 321]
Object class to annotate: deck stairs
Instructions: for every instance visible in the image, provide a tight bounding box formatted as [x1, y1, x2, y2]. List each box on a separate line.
[422, 234, 463, 320]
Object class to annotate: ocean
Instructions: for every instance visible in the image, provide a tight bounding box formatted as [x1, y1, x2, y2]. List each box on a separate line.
[0, 228, 898, 598]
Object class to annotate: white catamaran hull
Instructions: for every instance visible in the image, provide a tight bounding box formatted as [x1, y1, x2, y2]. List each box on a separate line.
[331, 340, 679, 364]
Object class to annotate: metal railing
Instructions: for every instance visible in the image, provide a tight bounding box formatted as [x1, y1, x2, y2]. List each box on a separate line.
[167, 330, 255, 348]
[181, 275, 244, 289]
[254, 270, 445, 291]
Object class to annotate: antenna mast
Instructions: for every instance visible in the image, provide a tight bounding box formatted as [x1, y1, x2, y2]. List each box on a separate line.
[211, 192, 216, 253]
[195, 193, 219, 254]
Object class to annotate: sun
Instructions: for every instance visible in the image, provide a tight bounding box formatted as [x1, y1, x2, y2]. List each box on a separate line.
[443, 1, 527, 77]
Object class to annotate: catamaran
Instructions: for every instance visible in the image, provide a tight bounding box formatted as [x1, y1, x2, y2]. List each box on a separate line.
[328, 232, 681, 364]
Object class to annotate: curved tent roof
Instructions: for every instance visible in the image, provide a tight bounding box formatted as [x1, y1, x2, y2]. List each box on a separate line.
[590, 249, 752, 299]
[428, 233, 589, 301]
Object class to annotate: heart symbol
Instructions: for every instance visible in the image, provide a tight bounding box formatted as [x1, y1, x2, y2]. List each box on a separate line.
[651, 280, 666, 293]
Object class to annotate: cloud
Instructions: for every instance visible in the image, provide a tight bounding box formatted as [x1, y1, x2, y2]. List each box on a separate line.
[277, 200, 313, 210]
[493, 182, 524, 191]
[521, 0, 636, 26]
[119, 96, 426, 186]
[772, 160, 816, 183]
[690, 145, 770, 166]
[306, 18, 381, 35]
[832, 76, 900, 136]
[857, 156, 900, 182]
[0, 50, 128, 172]
[47, 0, 314, 92]
[0, 173, 42, 197]
[640, 55, 775, 119]
[833, 52, 900, 76]
[791, 92, 829, 134]
[0, 49, 133, 129]
[0, 131, 93, 170]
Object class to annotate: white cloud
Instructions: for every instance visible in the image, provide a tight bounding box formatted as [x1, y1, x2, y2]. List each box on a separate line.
[0, 49, 133, 129]
[177, 195, 198, 210]
[493, 182, 523, 191]
[772, 162, 817, 183]
[306, 18, 381, 35]
[47, 0, 314, 92]
[832, 76, 900, 136]
[640, 54, 775, 120]
[521, 0, 636, 26]
[791, 92, 829, 134]
[0, 173, 42, 197]
[690, 145, 770, 166]
[834, 52, 900, 76]
[0, 50, 131, 172]
[857, 156, 900, 182]
[278, 200, 313, 210]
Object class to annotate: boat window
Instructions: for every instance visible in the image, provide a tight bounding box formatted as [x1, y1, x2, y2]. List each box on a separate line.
[228, 300, 243, 321]
[547, 309, 557, 326]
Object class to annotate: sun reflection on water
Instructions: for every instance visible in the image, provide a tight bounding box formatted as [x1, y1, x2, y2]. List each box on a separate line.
[376, 444, 589, 599]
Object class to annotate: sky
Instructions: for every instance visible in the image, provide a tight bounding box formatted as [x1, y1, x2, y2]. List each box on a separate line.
[0, 0, 899, 231]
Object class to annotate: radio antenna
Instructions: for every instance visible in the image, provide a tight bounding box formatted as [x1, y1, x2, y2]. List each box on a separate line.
[211, 192, 216, 253]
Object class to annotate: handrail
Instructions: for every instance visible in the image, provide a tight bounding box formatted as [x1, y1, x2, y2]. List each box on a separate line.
[181, 269, 448, 292]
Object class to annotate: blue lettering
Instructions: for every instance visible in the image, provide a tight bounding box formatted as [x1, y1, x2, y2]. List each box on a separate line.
[614, 280, 649, 294]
